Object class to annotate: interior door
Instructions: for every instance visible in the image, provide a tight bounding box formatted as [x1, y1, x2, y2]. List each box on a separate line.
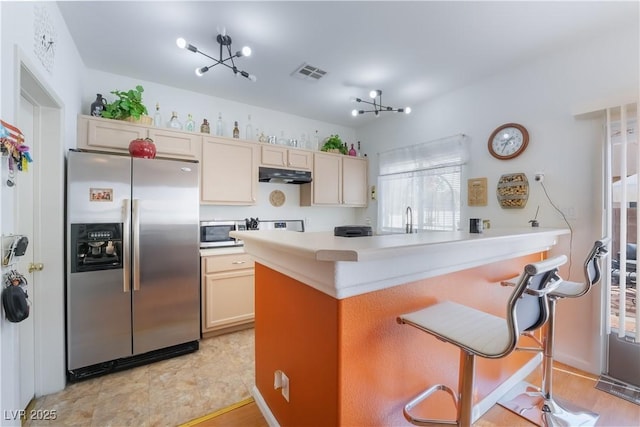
[16, 95, 36, 409]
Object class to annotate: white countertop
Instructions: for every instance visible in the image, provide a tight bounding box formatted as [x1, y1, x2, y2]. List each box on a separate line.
[232, 227, 570, 299]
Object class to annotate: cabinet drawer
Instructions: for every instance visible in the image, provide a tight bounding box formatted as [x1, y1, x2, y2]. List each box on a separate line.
[203, 253, 254, 273]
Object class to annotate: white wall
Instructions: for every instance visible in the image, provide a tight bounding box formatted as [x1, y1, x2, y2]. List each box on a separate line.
[355, 25, 639, 373]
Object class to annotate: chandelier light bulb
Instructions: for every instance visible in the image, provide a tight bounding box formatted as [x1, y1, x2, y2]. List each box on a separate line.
[241, 46, 252, 57]
[405, 107, 412, 114]
[369, 90, 379, 99]
[351, 109, 359, 117]
[176, 38, 186, 49]
[248, 74, 257, 82]
[195, 66, 209, 77]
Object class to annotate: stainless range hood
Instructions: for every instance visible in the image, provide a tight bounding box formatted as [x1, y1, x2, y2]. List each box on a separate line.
[259, 167, 312, 184]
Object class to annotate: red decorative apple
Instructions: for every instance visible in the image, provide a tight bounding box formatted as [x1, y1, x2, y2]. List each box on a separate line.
[128, 137, 156, 159]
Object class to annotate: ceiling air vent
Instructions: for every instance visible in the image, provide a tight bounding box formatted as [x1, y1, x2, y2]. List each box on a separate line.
[291, 63, 328, 81]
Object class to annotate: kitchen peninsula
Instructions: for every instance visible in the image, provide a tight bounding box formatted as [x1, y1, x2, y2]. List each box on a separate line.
[232, 227, 569, 426]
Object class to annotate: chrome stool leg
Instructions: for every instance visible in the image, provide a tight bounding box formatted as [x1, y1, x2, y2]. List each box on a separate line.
[498, 298, 599, 426]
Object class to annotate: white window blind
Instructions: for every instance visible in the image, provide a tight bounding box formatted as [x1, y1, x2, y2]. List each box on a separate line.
[377, 134, 469, 233]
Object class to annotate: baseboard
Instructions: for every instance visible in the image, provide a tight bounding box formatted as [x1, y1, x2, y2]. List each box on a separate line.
[252, 385, 280, 427]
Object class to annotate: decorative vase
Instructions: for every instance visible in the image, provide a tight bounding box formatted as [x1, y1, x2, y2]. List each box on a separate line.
[128, 137, 156, 159]
[90, 94, 107, 117]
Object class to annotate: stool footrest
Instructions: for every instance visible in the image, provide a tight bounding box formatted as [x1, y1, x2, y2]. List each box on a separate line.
[403, 383, 459, 426]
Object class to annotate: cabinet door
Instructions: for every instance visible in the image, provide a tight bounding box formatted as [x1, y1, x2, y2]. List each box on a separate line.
[261, 145, 287, 167]
[81, 116, 146, 151]
[288, 150, 312, 170]
[342, 157, 368, 206]
[201, 137, 258, 205]
[148, 128, 201, 160]
[203, 270, 255, 331]
[312, 152, 342, 205]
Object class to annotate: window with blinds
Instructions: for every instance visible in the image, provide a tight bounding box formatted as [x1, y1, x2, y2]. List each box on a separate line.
[377, 134, 469, 233]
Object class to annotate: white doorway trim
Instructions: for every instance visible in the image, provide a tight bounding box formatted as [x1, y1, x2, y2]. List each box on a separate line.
[14, 46, 66, 397]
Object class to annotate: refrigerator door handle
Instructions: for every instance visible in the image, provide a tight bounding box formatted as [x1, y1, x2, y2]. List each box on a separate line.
[123, 198, 131, 293]
[132, 198, 141, 291]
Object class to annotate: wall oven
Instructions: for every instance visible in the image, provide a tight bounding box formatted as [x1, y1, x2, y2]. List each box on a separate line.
[200, 220, 245, 248]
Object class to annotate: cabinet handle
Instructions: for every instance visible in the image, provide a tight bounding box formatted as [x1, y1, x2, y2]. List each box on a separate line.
[232, 261, 246, 265]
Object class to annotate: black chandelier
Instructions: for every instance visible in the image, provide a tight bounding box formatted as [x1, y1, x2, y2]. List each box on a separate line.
[176, 31, 256, 82]
[351, 90, 411, 117]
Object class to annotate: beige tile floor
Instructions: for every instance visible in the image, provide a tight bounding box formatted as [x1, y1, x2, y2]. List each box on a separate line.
[26, 328, 255, 427]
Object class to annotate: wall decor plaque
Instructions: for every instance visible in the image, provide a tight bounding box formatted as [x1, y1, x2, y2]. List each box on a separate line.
[497, 173, 529, 209]
[467, 177, 488, 206]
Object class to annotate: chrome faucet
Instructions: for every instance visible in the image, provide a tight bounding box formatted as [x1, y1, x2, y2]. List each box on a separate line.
[405, 206, 413, 234]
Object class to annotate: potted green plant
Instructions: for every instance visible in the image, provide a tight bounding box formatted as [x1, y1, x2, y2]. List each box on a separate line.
[101, 85, 150, 124]
[321, 134, 348, 155]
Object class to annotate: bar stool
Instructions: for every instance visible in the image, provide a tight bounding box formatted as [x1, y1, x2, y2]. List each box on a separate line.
[397, 255, 567, 427]
[498, 238, 609, 427]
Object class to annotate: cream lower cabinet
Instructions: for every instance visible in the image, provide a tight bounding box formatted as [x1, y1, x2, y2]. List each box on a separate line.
[201, 137, 258, 204]
[301, 152, 368, 206]
[201, 253, 255, 336]
[76, 114, 200, 160]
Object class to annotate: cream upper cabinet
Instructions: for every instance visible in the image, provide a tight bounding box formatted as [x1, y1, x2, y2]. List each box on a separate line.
[77, 114, 200, 160]
[301, 152, 368, 207]
[342, 156, 368, 206]
[201, 136, 258, 205]
[261, 145, 312, 170]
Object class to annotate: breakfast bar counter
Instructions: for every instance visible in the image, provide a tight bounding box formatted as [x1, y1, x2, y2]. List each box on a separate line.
[232, 227, 569, 426]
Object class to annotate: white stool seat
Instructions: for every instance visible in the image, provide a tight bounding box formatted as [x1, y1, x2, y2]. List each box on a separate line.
[401, 301, 511, 358]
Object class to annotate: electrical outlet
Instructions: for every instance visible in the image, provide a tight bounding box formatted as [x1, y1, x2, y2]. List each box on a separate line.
[274, 370, 290, 402]
[281, 372, 290, 402]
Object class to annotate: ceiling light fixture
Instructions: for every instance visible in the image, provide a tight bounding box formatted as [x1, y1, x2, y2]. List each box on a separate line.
[351, 90, 411, 117]
[176, 30, 256, 82]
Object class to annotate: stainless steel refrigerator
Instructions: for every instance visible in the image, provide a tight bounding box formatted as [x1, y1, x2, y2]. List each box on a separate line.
[66, 150, 200, 380]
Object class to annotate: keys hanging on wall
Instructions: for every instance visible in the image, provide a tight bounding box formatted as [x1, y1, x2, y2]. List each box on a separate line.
[1, 119, 33, 187]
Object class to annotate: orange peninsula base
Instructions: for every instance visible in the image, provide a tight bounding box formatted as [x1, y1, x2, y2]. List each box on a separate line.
[254, 252, 545, 427]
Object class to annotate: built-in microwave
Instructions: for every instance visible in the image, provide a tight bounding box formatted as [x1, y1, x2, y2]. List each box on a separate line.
[200, 220, 245, 248]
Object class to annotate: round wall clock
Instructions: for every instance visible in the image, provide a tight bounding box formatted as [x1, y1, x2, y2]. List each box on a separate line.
[487, 123, 529, 160]
[33, 5, 56, 72]
[269, 190, 286, 207]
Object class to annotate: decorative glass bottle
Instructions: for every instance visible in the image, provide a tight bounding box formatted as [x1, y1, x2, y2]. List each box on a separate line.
[258, 131, 267, 143]
[153, 103, 162, 127]
[277, 131, 287, 145]
[90, 94, 107, 117]
[313, 130, 320, 150]
[200, 118, 210, 134]
[185, 114, 196, 132]
[245, 115, 253, 140]
[233, 121, 240, 139]
[215, 112, 224, 136]
[349, 144, 357, 156]
[167, 111, 183, 130]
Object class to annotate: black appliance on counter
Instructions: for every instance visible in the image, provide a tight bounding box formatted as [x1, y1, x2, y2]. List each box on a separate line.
[334, 225, 373, 237]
